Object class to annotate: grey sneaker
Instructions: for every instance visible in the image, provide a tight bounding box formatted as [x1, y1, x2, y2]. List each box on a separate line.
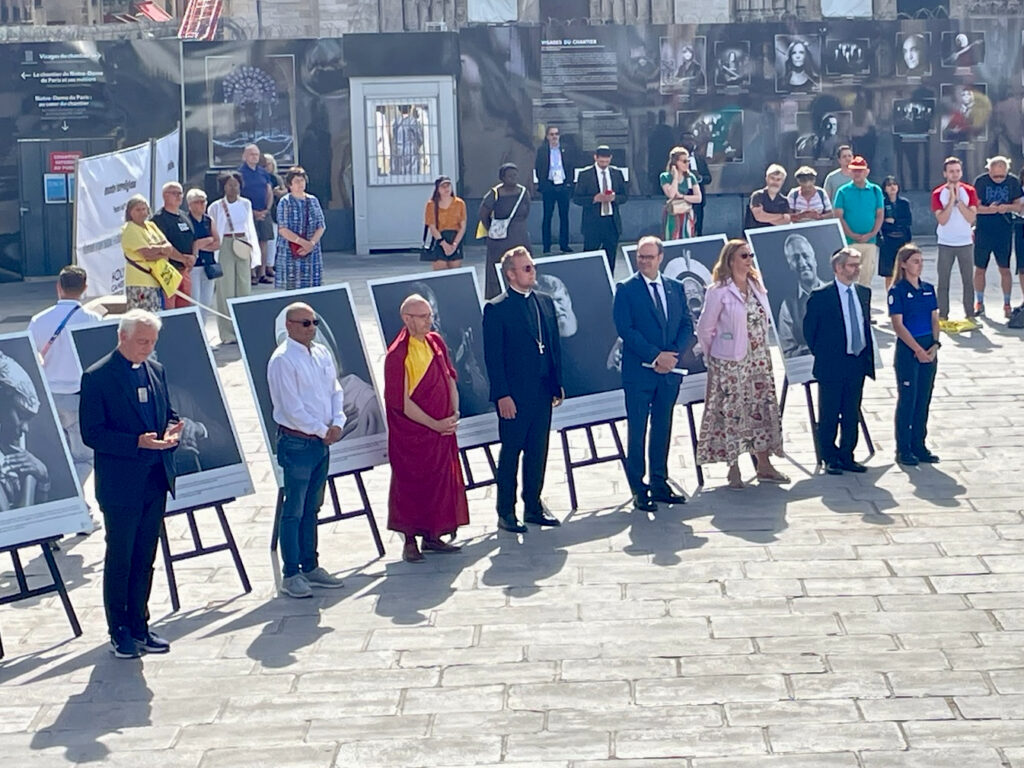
[280, 574, 313, 599]
[302, 567, 344, 589]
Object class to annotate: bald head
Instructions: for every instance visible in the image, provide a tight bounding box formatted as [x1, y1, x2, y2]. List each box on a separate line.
[400, 293, 434, 339]
[285, 302, 314, 321]
[400, 294, 430, 315]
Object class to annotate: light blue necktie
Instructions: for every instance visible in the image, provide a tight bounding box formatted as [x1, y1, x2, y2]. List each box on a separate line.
[847, 286, 865, 355]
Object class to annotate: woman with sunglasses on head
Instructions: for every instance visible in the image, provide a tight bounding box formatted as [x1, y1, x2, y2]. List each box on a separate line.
[660, 146, 702, 240]
[696, 239, 788, 489]
[423, 176, 467, 271]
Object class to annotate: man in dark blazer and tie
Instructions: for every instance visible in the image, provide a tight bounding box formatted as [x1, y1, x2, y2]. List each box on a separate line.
[613, 235, 694, 511]
[573, 145, 628, 272]
[534, 125, 574, 255]
[80, 309, 181, 659]
[483, 246, 564, 532]
[803, 246, 876, 475]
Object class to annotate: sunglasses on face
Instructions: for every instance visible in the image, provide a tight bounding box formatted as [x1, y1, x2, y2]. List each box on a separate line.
[519, 264, 535, 272]
[287, 318, 319, 327]
[736, 252, 754, 260]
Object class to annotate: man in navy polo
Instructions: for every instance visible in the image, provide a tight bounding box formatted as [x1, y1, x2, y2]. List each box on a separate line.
[239, 144, 275, 285]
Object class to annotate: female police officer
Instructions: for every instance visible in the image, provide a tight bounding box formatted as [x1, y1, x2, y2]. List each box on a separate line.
[888, 243, 941, 466]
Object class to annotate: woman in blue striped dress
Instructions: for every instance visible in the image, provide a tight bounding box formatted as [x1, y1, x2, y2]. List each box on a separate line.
[275, 167, 326, 290]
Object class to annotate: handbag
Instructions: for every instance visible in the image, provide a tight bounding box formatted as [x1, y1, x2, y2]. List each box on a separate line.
[203, 261, 224, 280]
[487, 185, 526, 240]
[670, 198, 692, 216]
[221, 199, 253, 262]
[288, 197, 312, 259]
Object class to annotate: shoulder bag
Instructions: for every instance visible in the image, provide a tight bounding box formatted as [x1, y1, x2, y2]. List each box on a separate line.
[221, 199, 253, 262]
[488, 185, 526, 240]
[288, 197, 312, 259]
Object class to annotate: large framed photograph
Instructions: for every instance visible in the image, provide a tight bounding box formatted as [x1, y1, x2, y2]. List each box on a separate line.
[713, 41, 751, 89]
[678, 109, 744, 164]
[774, 34, 822, 94]
[794, 111, 852, 161]
[72, 309, 254, 512]
[940, 83, 988, 144]
[496, 251, 626, 430]
[892, 98, 935, 137]
[0, 333, 89, 547]
[896, 32, 931, 78]
[623, 234, 727, 405]
[941, 31, 985, 69]
[824, 37, 871, 77]
[659, 35, 707, 95]
[367, 268, 497, 449]
[229, 285, 387, 482]
[745, 220, 845, 384]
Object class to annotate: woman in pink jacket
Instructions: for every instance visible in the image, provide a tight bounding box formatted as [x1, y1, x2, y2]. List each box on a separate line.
[696, 239, 787, 489]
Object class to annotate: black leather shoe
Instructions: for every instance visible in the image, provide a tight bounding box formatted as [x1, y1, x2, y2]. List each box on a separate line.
[914, 451, 940, 463]
[825, 461, 843, 475]
[560, 246, 574, 253]
[650, 488, 687, 505]
[524, 509, 561, 527]
[839, 460, 868, 473]
[497, 516, 527, 533]
[632, 494, 657, 512]
[896, 452, 920, 466]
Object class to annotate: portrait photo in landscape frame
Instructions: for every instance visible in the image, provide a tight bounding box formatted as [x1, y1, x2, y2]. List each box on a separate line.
[496, 251, 627, 430]
[71, 308, 254, 512]
[367, 268, 498, 449]
[0, 332, 88, 548]
[623, 234, 727, 405]
[229, 285, 388, 482]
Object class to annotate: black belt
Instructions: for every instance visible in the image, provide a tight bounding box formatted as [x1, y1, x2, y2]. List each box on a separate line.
[277, 425, 320, 440]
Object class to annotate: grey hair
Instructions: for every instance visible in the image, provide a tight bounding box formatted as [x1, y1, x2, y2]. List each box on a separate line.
[118, 308, 162, 336]
[986, 156, 1012, 171]
[161, 181, 183, 194]
[637, 235, 664, 256]
[831, 246, 860, 271]
[185, 188, 207, 204]
[400, 293, 431, 315]
[124, 194, 150, 223]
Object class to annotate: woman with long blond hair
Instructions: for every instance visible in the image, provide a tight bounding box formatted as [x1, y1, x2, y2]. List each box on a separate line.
[695, 239, 787, 489]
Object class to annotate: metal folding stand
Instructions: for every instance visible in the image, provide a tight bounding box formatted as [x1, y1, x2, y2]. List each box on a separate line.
[270, 469, 385, 558]
[778, 377, 875, 466]
[158, 499, 251, 613]
[683, 401, 705, 486]
[458, 442, 500, 490]
[0, 537, 82, 660]
[558, 418, 627, 511]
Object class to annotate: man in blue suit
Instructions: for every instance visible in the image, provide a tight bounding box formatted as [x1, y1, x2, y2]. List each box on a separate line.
[80, 309, 181, 659]
[613, 236, 695, 511]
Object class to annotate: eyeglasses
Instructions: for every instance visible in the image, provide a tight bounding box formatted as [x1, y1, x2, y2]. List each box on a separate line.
[519, 264, 535, 272]
[287, 318, 319, 327]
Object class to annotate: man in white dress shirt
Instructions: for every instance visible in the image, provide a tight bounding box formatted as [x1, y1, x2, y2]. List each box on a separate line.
[267, 302, 347, 598]
[28, 266, 101, 532]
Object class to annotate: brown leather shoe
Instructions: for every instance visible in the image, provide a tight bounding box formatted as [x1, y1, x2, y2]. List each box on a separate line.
[422, 538, 462, 554]
[402, 542, 424, 563]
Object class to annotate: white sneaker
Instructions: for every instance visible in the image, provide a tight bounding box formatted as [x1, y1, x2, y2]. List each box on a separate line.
[302, 567, 344, 589]
[279, 574, 313, 598]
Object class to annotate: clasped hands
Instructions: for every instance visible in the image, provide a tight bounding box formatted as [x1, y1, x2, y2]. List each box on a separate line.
[138, 421, 184, 450]
[914, 345, 938, 364]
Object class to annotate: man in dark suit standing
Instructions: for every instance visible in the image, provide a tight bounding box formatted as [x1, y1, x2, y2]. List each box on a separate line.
[573, 145, 628, 272]
[803, 247, 875, 475]
[613, 236, 694, 511]
[535, 126, 574, 256]
[483, 247, 564, 532]
[80, 309, 181, 659]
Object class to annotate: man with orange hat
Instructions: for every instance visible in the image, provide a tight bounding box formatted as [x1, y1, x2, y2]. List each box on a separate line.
[833, 155, 884, 290]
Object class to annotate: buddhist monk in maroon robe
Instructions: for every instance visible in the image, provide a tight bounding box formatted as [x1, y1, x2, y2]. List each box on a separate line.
[384, 294, 470, 563]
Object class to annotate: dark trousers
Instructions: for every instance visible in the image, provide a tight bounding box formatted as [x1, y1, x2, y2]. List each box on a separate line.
[624, 376, 680, 496]
[584, 217, 619, 273]
[496, 389, 552, 518]
[817, 374, 865, 464]
[541, 185, 571, 252]
[693, 204, 705, 238]
[277, 432, 329, 578]
[101, 463, 169, 638]
[894, 336, 937, 455]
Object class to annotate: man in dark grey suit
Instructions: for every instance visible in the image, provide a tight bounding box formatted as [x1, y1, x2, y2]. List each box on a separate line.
[573, 145, 628, 272]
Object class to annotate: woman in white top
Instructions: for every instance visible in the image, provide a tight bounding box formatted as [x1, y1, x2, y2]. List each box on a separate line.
[208, 170, 260, 345]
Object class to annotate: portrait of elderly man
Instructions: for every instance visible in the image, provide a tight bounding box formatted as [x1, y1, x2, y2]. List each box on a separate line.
[777, 233, 829, 358]
[534, 273, 578, 338]
[0, 352, 49, 511]
[384, 294, 469, 563]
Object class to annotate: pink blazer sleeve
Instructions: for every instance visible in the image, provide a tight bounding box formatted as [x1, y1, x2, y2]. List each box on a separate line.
[697, 284, 724, 353]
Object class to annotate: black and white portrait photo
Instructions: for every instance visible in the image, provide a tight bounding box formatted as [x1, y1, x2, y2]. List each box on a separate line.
[794, 112, 851, 161]
[824, 38, 871, 77]
[659, 36, 707, 95]
[623, 234, 726, 404]
[747, 220, 845, 383]
[0, 332, 88, 546]
[678, 109, 744, 164]
[775, 35, 821, 94]
[941, 31, 985, 69]
[72, 309, 254, 511]
[230, 285, 388, 478]
[940, 83, 989, 144]
[714, 40, 750, 88]
[892, 98, 935, 137]
[896, 32, 931, 78]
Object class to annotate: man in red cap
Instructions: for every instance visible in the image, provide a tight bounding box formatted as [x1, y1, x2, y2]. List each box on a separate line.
[833, 155, 884, 290]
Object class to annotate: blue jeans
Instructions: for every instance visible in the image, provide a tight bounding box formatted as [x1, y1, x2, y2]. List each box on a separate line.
[276, 432, 329, 578]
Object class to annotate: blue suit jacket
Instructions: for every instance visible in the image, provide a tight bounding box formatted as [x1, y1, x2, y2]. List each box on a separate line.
[613, 272, 695, 387]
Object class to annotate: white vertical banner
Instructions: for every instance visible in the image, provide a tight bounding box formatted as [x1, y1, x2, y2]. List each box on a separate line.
[73, 141, 152, 298]
[152, 126, 181, 199]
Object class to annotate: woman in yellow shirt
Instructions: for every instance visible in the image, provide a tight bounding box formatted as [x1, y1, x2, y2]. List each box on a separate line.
[121, 194, 174, 311]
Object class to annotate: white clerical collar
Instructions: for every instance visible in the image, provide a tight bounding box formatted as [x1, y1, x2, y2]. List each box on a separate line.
[509, 285, 533, 298]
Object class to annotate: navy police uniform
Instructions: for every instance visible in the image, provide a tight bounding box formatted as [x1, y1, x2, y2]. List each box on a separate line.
[888, 278, 939, 459]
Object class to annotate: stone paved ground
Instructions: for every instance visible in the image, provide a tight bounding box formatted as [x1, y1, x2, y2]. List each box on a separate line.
[1, 243, 1024, 767]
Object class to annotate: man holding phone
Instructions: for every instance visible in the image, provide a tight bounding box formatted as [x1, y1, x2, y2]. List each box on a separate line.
[573, 145, 628, 272]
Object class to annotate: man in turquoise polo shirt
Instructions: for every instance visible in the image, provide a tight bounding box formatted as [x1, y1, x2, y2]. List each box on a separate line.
[833, 156, 884, 289]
